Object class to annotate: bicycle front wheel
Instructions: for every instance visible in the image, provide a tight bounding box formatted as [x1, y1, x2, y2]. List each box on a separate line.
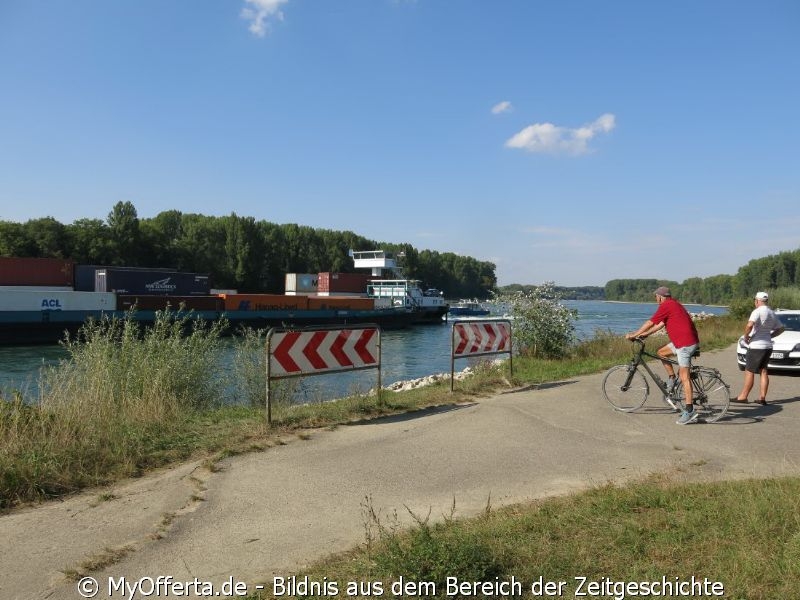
[693, 370, 730, 423]
[602, 364, 649, 412]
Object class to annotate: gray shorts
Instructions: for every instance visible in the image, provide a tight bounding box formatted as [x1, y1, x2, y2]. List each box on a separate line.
[667, 343, 699, 368]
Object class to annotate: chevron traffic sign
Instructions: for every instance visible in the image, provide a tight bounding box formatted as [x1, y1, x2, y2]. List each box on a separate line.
[452, 320, 511, 357]
[269, 327, 379, 377]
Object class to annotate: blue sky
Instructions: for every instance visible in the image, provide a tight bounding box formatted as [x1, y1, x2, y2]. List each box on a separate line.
[1, 1, 798, 286]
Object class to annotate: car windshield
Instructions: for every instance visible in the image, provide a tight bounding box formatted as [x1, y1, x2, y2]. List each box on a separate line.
[778, 314, 800, 332]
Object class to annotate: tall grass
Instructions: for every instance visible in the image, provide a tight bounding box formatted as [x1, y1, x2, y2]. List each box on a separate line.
[0, 311, 226, 507]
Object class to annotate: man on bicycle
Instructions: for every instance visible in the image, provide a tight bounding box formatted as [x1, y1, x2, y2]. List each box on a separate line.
[626, 286, 700, 425]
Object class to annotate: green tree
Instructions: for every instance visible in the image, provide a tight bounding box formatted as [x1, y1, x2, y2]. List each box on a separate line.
[107, 201, 141, 265]
[22, 217, 68, 257]
[223, 214, 265, 291]
[139, 210, 184, 268]
[0, 221, 35, 256]
[65, 219, 115, 264]
[175, 214, 227, 284]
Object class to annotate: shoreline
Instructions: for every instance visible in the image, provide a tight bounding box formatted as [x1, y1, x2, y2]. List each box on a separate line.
[601, 300, 730, 308]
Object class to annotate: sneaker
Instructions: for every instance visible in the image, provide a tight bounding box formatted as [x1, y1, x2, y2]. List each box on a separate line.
[676, 409, 699, 425]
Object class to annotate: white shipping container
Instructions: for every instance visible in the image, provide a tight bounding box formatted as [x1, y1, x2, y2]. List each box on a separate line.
[285, 273, 318, 294]
[0, 290, 117, 311]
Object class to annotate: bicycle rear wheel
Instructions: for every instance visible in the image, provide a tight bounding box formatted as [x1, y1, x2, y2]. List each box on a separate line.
[692, 369, 730, 423]
[602, 364, 649, 412]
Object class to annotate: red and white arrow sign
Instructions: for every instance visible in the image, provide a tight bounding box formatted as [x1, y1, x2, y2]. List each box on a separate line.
[270, 327, 379, 376]
[453, 321, 511, 357]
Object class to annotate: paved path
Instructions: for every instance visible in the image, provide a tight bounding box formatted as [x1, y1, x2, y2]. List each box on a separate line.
[2, 344, 799, 599]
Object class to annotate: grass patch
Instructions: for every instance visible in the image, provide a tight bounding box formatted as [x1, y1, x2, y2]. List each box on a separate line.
[249, 476, 800, 600]
[61, 544, 135, 581]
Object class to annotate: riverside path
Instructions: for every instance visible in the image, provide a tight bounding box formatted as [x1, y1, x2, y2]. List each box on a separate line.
[1, 343, 799, 600]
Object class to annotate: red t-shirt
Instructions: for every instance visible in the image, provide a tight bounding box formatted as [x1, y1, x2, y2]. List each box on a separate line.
[650, 298, 699, 348]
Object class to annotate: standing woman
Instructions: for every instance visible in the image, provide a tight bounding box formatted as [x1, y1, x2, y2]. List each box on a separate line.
[734, 292, 785, 405]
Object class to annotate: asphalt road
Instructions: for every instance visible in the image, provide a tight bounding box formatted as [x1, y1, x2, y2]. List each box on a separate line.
[2, 343, 799, 600]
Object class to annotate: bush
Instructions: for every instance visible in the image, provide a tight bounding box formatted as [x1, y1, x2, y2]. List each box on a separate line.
[494, 282, 577, 359]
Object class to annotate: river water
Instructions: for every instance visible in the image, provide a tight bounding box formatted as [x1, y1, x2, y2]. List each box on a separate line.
[0, 300, 728, 403]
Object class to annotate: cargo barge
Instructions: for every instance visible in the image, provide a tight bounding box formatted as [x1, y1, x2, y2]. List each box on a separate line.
[0, 257, 443, 345]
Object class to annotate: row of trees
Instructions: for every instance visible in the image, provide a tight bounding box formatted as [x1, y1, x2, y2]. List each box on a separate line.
[0, 202, 497, 298]
[499, 284, 605, 301]
[605, 248, 800, 304]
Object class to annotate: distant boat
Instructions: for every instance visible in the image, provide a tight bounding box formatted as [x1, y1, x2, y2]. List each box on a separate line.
[448, 300, 490, 317]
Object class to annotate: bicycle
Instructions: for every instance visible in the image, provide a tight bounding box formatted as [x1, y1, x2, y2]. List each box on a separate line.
[602, 338, 730, 423]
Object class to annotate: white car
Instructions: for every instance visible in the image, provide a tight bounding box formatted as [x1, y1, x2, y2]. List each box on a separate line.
[736, 309, 800, 371]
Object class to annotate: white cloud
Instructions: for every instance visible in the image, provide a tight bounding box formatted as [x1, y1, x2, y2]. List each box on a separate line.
[491, 101, 512, 115]
[241, 0, 288, 37]
[505, 113, 616, 155]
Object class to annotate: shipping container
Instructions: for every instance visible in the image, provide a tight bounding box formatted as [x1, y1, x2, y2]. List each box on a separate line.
[0, 290, 116, 311]
[220, 294, 309, 311]
[116, 295, 224, 311]
[0, 257, 75, 287]
[75, 265, 178, 291]
[94, 269, 211, 296]
[317, 272, 372, 294]
[307, 296, 375, 311]
[285, 273, 318, 295]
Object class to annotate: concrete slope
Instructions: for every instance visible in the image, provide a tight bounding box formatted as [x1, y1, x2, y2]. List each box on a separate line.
[2, 345, 798, 599]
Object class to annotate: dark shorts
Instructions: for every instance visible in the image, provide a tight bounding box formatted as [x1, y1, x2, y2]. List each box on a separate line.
[745, 348, 772, 373]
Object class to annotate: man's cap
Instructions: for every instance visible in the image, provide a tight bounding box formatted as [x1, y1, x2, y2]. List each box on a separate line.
[755, 291, 769, 301]
[654, 286, 671, 297]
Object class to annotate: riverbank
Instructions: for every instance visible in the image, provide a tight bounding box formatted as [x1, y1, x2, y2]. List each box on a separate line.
[0, 313, 743, 510]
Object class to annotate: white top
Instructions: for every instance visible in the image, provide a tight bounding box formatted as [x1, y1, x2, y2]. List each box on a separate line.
[747, 305, 783, 349]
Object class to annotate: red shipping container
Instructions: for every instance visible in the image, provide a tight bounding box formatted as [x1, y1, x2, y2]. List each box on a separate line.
[0, 257, 74, 287]
[317, 272, 372, 294]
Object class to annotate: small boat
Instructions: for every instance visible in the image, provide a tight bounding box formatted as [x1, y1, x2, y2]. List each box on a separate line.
[448, 300, 490, 317]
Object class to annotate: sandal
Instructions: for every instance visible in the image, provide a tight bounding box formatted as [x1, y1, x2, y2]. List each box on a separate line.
[758, 398, 767, 405]
[732, 397, 749, 403]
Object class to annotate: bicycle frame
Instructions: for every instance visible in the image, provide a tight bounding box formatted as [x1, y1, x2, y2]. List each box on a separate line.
[622, 338, 677, 395]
